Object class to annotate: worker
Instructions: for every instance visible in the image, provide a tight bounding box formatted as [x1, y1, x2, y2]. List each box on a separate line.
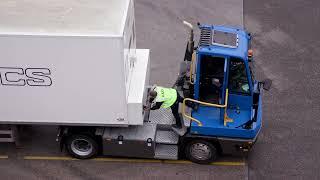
[147, 85, 184, 129]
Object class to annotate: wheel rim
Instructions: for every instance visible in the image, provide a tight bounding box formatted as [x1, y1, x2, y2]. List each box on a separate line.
[190, 143, 212, 161]
[71, 138, 93, 156]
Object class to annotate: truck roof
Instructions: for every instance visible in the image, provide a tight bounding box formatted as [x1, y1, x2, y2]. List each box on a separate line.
[0, 0, 131, 36]
[198, 25, 250, 61]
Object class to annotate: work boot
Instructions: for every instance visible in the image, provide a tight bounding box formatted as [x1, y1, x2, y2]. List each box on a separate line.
[171, 124, 187, 136]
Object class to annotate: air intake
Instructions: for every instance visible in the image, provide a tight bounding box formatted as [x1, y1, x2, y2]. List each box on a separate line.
[199, 27, 212, 46]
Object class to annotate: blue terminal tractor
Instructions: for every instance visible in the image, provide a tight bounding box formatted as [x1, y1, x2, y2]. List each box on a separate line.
[175, 22, 272, 164]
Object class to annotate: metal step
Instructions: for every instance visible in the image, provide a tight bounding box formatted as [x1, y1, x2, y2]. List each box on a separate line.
[148, 107, 191, 128]
[154, 144, 178, 160]
[0, 126, 21, 145]
[155, 130, 179, 144]
[148, 108, 175, 125]
[0, 129, 14, 142]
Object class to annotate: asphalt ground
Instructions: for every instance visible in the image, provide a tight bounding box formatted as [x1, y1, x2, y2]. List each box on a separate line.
[245, 0, 320, 179]
[1, 0, 319, 180]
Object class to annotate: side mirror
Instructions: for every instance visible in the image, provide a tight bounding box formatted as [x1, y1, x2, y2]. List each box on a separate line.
[261, 79, 272, 91]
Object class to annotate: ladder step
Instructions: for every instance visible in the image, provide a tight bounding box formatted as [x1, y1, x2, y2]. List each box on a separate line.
[154, 144, 178, 160]
[0, 128, 16, 143]
[0, 130, 13, 135]
[156, 130, 179, 144]
[148, 109, 175, 125]
[0, 138, 14, 142]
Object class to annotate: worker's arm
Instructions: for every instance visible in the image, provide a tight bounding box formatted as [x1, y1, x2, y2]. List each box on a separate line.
[150, 102, 163, 110]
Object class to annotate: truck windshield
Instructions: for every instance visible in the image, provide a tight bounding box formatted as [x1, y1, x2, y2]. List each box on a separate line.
[228, 57, 250, 94]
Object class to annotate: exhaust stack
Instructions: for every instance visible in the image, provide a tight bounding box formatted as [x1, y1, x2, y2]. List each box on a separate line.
[183, 21, 194, 55]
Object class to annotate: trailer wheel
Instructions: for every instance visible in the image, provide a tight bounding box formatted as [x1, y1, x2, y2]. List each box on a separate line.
[66, 134, 98, 159]
[185, 140, 217, 164]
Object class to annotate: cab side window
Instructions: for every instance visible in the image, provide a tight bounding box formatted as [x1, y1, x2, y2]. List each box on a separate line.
[228, 58, 250, 94]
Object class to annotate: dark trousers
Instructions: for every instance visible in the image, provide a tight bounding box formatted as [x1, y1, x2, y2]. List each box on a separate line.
[170, 92, 184, 127]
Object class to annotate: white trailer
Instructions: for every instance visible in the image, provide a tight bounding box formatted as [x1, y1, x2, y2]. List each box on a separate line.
[0, 0, 149, 126]
[0, 0, 183, 161]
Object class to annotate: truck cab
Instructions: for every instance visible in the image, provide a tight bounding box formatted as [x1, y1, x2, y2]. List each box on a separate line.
[189, 25, 260, 137]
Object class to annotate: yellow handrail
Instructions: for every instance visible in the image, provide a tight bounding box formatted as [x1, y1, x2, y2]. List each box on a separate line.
[182, 89, 233, 126]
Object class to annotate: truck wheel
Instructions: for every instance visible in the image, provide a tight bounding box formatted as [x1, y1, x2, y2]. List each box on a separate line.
[185, 140, 217, 164]
[66, 134, 98, 159]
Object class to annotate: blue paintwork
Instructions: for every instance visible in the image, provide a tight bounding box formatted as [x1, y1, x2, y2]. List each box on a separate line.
[198, 25, 251, 62]
[190, 106, 260, 139]
[189, 24, 262, 139]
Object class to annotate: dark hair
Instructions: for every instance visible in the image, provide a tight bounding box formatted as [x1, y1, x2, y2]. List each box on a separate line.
[149, 90, 157, 98]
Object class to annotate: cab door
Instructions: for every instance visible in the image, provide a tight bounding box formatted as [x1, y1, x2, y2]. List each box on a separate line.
[226, 57, 253, 127]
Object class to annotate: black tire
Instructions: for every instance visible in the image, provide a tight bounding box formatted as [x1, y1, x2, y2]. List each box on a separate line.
[185, 140, 218, 164]
[66, 134, 98, 159]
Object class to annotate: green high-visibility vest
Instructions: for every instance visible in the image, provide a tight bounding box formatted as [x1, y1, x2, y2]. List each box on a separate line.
[155, 86, 177, 108]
